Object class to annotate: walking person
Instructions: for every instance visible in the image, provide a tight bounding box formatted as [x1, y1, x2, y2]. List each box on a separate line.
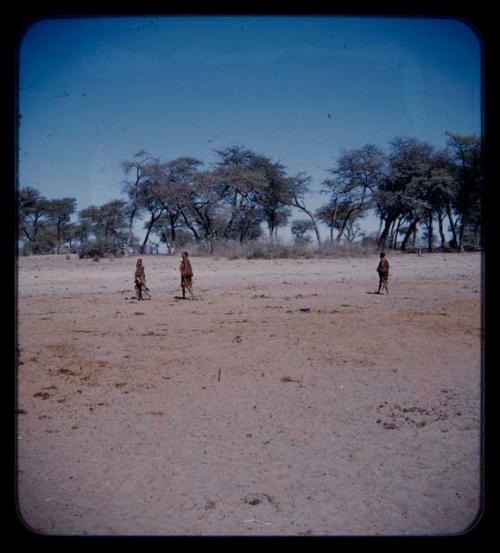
[376, 252, 390, 295]
[134, 258, 150, 300]
[180, 251, 195, 299]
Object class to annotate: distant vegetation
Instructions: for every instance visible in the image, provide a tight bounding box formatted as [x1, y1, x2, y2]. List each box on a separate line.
[18, 133, 482, 258]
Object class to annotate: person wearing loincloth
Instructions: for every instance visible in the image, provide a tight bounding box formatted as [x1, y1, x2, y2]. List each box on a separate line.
[134, 258, 150, 300]
[180, 251, 195, 299]
[376, 252, 390, 294]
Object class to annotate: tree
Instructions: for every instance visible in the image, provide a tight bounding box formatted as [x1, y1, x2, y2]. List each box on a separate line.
[291, 219, 314, 245]
[320, 145, 385, 245]
[288, 173, 322, 246]
[71, 219, 93, 247]
[77, 200, 128, 254]
[317, 180, 366, 244]
[18, 187, 49, 245]
[98, 199, 129, 242]
[41, 198, 77, 254]
[136, 162, 168, 254]
[375, 137, 439, 249]
[160, 157, 203, 253]
[121, 150, 159, 253]
[316, 174, 344, 243]
[332, 144, 386, 206]
[446, 133, 483, 250]
[246, 153, 292, 242]
[185, 170, 224, 252]
[213, 146, 266, 241]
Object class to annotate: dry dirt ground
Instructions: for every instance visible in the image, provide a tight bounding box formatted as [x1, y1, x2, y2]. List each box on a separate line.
[16, 251, 483, 536]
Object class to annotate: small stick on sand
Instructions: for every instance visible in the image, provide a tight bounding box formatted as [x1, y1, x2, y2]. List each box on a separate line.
[242, 518, 271, 526]
[217, 368, 221, 382]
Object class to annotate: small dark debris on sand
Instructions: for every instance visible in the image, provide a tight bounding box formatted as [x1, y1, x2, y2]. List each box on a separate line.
[243, 493, 279, 510]
[58, 368, 77, 376]
[33, 391, 51, 400]
[281, 376, 301, 383]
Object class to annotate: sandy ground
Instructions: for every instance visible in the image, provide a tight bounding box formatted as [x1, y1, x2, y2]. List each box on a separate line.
[16, 251, 483, 536]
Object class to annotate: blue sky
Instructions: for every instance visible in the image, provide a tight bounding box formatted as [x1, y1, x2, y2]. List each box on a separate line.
[18, 15, 482, 240]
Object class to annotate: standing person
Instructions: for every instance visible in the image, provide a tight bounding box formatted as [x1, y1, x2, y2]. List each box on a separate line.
[376, 252, 390, 294]
[180, 251, 195, 299]
[134, 258, 150, 300]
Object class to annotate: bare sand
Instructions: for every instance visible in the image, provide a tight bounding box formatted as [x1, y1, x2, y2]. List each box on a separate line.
[16, 251, 482, 536]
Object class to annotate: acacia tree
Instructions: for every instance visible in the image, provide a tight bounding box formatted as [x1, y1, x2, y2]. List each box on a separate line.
[287, 173, 322, 246]
[77, 200, 128, 252]
[291, 219, 314, 245]
[316, 173, 344, 242]
[72, 218, 93, 247]
[212, 146, 266, 241]
[18, 187, 51, 249]
[375, 137, 440, 249]
[160, 157, 203, 253]
[446, 133, 483, 250]
[318, 178, 367, 244]
[316, 202, 338, 242]
[121, 150, 159, 253]
[184, 170, 225, 252]
[42, 198, 77, 254]
[319, 145, 386, 245]
[332, 144, 386, 208]
[136, 162, 168, 254]
[98, 200, 129, 243]
[424, 155, 456, 250]
[246, 153, 291, 242]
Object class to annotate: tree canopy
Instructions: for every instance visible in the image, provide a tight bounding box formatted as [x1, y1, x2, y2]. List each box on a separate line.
[17, 132, 482, 256]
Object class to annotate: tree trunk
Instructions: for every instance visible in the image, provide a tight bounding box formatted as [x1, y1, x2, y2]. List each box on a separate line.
[329, 204, 338, 242]
[310, 214, 322, 246]
[427, 211, 434, 253]
[126, 207, 137, 253]
[294, 201, 322, 246]
[377, 215, 396, 249]
[392, 217, 403, 249]
[458, 215, 466, 252]
[205, 230, 215, 254]
[22, 226, 33, 242]
[446, 204, 458, 248]
[393, 218, 403, 249]
[336, 209, 355, 244]
[141, 214, 161, 253]
[400, 217, 420, 251]
[180, 210, 200, 242]
[388, 218, 396, 249]
[267, 221, 275, 243]
[223, 193, 239, 239]
[33, 214, 42, 241]
[437, 210, 447, 249]
[56, 222, 63, 254]
[170, 220, 177, 255]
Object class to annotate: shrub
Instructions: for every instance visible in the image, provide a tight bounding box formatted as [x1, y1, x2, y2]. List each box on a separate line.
[77, 240, 124, 259]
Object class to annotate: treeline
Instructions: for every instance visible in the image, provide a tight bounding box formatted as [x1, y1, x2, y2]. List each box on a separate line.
[18, 132, 482, 257]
